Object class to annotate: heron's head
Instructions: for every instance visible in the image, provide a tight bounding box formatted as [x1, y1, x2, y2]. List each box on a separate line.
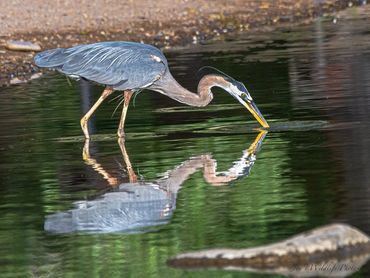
[198, 67, 269, 128]
[226, 79, 269, 128]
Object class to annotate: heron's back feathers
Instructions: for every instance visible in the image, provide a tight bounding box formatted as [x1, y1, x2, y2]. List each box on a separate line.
[34, 41, 168, 90]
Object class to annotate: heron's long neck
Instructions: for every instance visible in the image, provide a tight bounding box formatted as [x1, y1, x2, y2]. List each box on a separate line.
[152, 73, 229, 107]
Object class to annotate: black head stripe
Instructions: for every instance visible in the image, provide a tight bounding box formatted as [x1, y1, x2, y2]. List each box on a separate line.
[198, 66, 249, 89]
[235, 81, 248, 93]
[197, 66, 236, 82]
[197, 66, 251, 97]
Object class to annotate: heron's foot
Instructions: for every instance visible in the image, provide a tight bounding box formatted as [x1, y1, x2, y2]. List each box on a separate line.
[80, 118, 90, 139]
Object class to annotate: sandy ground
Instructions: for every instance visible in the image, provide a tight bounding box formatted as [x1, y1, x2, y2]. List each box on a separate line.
[0, 0, 363, 86]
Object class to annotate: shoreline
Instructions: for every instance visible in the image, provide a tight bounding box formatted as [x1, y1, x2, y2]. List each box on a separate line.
[0, 0, 364, 86]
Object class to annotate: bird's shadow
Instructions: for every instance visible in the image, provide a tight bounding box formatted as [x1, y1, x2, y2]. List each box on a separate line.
[44, 131, 267, 234]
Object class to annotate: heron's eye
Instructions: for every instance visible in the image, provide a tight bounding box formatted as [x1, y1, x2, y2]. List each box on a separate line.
[241, 93, 247, 98]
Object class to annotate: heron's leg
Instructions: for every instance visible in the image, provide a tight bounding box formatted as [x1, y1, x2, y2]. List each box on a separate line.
[117, 90, 134, 138]
[82, 140, 119, 187]
[80, 87, 114, 139]
[118, 138, 138, 183]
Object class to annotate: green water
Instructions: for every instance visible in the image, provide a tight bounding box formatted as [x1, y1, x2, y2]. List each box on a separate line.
[1, 15, 370, 277]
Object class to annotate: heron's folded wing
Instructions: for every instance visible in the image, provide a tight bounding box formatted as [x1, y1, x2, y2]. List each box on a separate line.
[35, 42, 167, 90]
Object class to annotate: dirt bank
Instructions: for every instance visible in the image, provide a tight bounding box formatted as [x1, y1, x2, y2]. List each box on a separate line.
[0, 0, 364, 86]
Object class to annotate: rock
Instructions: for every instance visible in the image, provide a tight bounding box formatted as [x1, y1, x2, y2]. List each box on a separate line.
[5, 40, 41, 52]
[9, 77, 25, 85]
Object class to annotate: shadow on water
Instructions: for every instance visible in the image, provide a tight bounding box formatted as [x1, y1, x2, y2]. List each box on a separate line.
[1, 11, 370, 277]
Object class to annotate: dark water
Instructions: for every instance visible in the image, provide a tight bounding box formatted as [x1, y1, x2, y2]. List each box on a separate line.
[1, 14, 370, 277]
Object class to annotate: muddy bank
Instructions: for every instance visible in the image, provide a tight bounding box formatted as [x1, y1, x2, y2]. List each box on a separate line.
[0, 0, 366, 86]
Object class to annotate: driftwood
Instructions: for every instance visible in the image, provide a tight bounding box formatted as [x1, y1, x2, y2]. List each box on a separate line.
[168, 224, 370, 277]
[5, 40, 41, 52]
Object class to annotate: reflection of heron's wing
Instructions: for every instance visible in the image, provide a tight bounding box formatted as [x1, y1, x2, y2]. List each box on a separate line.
[44, 183, 175, 234]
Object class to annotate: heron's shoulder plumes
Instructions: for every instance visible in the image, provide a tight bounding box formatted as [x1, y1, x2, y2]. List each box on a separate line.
[34, 48, 66, 68]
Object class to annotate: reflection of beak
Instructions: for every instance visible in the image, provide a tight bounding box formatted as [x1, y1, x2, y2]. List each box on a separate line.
[234, 94, 269, 128]
[248, 130, 267, 154]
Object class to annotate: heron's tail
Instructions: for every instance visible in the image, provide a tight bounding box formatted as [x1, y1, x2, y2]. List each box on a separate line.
[34, 48, 66, 68]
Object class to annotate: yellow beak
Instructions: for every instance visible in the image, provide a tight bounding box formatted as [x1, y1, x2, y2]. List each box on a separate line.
[241, 100, 269, 128]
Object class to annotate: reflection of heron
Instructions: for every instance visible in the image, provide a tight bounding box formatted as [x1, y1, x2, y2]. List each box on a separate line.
[34, 42, 269, 139]
[44, 131, 267, 233]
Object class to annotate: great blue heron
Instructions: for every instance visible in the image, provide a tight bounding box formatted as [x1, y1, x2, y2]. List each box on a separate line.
[34, 41, 269, 139]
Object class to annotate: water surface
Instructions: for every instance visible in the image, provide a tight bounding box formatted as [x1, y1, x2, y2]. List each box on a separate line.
[1, 15, 370, 277]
